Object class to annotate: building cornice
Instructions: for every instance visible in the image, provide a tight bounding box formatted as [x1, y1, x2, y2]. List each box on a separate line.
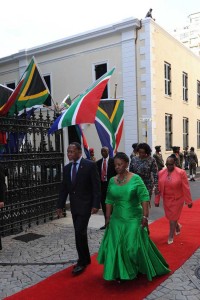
[0, 18, 141, 65]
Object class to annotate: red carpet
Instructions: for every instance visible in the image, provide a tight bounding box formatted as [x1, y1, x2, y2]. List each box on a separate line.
[4, 199, 200, 300]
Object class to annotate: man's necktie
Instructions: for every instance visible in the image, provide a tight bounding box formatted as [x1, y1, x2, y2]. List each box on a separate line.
[72, 162, 77, 184]
[101, 159, 107, 182]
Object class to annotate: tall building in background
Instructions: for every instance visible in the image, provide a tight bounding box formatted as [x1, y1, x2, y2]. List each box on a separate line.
[172, 12, 200, 56]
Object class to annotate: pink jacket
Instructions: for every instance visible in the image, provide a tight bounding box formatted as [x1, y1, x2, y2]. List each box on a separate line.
[154, 167, 192, 205]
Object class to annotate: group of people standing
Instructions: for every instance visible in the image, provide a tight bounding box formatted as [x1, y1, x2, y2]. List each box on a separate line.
[0, 140, 197, 285]
[57, 142, 171, 282]
[57, 141, 195, 283]
[169, 145, 198, 181]
[129, 143, 193, 245]
[0, 140, 196, 284]
[183, 146, 198, 181]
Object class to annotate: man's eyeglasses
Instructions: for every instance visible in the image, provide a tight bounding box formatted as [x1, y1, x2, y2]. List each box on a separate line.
[165, 163, 174, 166]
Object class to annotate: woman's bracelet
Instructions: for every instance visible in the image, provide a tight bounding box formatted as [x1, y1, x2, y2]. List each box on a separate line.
[142, 216, 148, 220]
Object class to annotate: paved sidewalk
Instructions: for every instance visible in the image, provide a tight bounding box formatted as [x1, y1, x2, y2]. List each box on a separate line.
[0, 214, 104, 300]
[0, 209, 200, 300]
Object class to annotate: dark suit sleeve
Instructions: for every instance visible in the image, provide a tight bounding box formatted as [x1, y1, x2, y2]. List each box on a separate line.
[90, 162, 101, 209]
[57, 165, 69, 209]
[96, 159, 102, 177]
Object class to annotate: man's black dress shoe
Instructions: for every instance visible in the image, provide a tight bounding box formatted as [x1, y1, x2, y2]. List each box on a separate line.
[73, 261, 91, 269]
[72, 265, 86, 275]
[100, 225, 106, 230]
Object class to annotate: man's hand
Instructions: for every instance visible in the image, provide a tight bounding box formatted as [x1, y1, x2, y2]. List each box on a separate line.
[0, 202, 4, 208]
[56, 208, 63, 217]
[91, 208, 99, 214]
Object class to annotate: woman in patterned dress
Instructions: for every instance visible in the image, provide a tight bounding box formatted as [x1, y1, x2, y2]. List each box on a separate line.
[129, 143, 159, 201]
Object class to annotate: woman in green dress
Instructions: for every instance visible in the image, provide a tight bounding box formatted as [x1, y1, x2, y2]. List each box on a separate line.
[97, 152, 170, 282]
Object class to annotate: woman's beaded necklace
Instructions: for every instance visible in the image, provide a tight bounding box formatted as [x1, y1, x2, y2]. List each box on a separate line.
[116, 174, 127, 184]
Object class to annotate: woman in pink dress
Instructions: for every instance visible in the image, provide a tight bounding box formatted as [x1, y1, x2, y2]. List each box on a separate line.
[154, 155, 193, 244]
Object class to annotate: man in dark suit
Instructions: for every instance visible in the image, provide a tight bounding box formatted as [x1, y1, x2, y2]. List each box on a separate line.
[57, 142, 101, 275]
[96, 146, 116, 230]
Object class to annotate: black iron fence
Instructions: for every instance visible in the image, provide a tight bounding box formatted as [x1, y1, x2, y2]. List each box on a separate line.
[0, 110, 64, 236]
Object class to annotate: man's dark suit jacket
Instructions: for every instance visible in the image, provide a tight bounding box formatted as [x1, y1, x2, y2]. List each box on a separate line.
[96, 158, 116, 183]
[58, 158, 101, 215]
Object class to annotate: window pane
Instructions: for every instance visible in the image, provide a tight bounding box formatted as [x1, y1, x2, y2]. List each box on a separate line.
[164, 62, 171, 96]
[165, 114, 172, 150]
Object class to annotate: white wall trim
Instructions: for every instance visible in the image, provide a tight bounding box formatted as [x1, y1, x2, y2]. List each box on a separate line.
[121, 29, 138, 155]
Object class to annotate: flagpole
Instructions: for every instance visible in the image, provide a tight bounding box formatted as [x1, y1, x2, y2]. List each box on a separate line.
[63, 127, 69, 165]
[114, 84, 117, 99]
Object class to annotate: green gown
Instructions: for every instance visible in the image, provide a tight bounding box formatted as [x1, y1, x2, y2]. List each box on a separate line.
[97, 175, 170, 281]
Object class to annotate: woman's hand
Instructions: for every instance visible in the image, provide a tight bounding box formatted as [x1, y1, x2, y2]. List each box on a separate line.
[188, 203, 193, 208]
[105, 217, 110, 228]
[154, 194, 160, 207]
[0, 202, 4, 208]
[141, 216, 148, 228]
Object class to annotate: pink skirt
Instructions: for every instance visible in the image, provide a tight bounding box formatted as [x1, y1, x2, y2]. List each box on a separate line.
[163, 195, 184, 221]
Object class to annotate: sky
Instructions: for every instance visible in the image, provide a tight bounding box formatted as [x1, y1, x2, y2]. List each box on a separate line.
[0, 0, 199, 59]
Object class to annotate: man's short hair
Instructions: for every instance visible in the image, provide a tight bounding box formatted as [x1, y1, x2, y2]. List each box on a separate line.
[70, 142, 82, 151]
[155, 145, 161, 150]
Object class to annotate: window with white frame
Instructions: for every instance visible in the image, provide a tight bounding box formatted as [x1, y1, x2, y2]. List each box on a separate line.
[197, 120, 200, 149]
[165, 114, 172, 151]
[164, 62, 171, 96]
[183, 117, 189, 149]
[197, 80, 200, 106]
[182, 72, 188, 101]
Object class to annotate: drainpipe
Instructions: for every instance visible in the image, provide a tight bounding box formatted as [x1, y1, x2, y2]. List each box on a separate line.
[135, 19, 142, 142]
